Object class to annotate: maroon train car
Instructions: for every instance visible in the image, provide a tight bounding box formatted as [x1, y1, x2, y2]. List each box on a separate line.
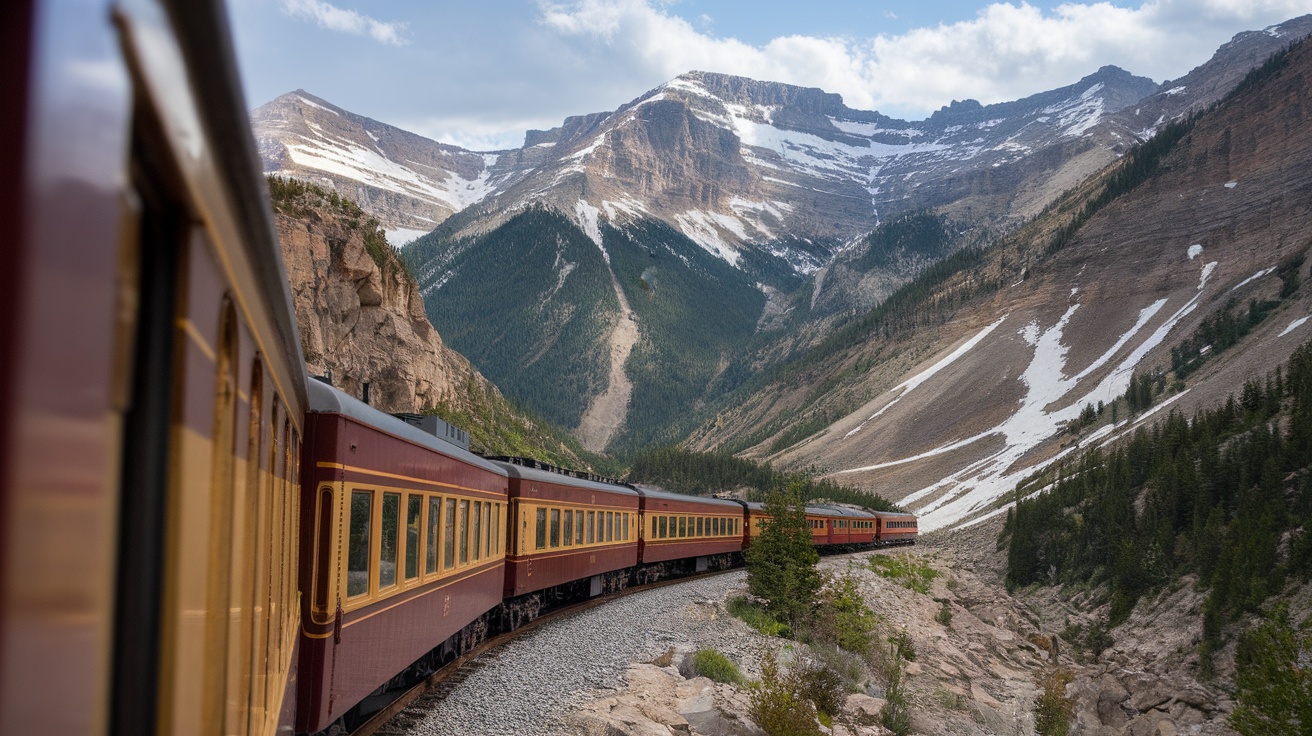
[874, 511, 920, 546]
[810, 504, 878, 547]
[297, 381, 509, 733]
[496, 459, 640, 605]
[634, 487, 745, 577]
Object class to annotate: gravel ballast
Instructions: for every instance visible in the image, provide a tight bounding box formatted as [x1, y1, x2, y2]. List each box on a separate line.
[399, 571, 766, 736]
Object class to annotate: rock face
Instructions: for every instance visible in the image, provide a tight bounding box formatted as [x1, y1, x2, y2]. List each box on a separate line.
[273, 187, 491, 415]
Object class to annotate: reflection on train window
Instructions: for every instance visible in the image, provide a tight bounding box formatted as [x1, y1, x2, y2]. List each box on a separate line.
[491, 503, 500, 555]
[550, 508, 561, 547]
[348, 490, 372, 597]
[485, 503, 494, 558]
[444, 498, 456, 569]
[563, 510, 573, 547]
[380, 492, 400, 589]
[472, 501, 483, 561]
[458, 499, 470, 565]
[575, 509, 584, 545]
[406, 495, 421, 580]
[535, 507, 547, 550]
[608, 512, 616, 541]
[678, 517, 686, 538]
[658, 516, 667, 538]
[586, 511, 595, 543]
[427, 497, 441, 574]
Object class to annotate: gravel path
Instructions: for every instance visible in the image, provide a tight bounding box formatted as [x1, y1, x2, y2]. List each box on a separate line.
[399, 571, 768, 736]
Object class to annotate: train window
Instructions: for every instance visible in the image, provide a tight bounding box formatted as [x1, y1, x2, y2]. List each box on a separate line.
[620, 513, 627, 541]
[600, 512, 608, 542]
[472, 501, 483, 561]
[678, 517, 686, 538]
[406, 495, 421, 580]
[574, 510, 584, 545]
[485, 503, 493, 558]
[427, 497, 441, 574]
[314, 489, 333, 612]
[695, 517, 702, 536]
[562, 510, 573, 547]
[651, 518, 658, 538]
[535, 508, 547, 550]
[348, 491, 372, 597]
[587, 511, 595, 543]
[380, 492, 400, 589]
[491, 503, 500, 555]
[550, 508, 561, 548]
[444, 498, 457, 569]
[658, 516, 667, 538]
[459, 500, 470, 564]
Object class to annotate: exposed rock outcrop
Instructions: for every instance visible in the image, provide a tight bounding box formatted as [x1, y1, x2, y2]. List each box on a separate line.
[275, 189, 486, 415]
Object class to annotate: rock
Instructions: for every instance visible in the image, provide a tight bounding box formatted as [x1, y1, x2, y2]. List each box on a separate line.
[844, 693, 887, 722]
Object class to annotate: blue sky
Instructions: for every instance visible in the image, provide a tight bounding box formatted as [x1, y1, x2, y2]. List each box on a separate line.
[229, 0, 1312, 150]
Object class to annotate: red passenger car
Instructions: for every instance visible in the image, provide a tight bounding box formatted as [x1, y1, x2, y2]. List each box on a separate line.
[496, 459, 640, 604]
[810, 504, 878, 547]
[874, 511, 919, 546]
[297, 381, 509, 733]
[634, 487, 744, 577]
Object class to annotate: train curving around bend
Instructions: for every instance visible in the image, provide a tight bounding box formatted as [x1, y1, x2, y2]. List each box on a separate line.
[0, 1, 916, 735]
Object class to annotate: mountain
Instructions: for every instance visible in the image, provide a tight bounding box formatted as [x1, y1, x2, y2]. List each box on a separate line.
[251, 16, 1312, 452]
[690, 32, 1312, 535]
[253, 91, 531, 245]
[268, 177, 588, 466]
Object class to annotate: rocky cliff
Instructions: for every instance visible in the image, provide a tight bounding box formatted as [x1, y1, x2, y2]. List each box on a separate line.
[269, 177, 584, 464]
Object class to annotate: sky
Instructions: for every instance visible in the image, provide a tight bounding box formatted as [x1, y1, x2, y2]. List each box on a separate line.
[228, 0, 1312, 151]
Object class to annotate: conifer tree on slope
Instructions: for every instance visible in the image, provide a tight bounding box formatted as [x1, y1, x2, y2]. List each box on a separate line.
[746, 482, 822, 626]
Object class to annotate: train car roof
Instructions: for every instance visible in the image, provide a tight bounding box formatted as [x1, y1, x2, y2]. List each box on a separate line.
[869, 509, 918, 519]
[492, 460, 639, 498]
[306, 379, 506, 476]
[807, 504, 878, 519]
[742, 500, 888, 518]
[630, 485, 745, 510]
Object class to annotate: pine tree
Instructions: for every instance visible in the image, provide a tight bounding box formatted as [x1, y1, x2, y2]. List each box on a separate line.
[745, 483, 822, 626]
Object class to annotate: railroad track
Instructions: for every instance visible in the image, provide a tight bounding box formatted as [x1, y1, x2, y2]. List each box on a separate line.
[353, 570, 736, 736]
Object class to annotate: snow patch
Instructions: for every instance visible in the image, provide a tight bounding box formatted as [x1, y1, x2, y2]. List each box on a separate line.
[297, 95, 340, 116]
[1280, 317, 1309, 337]
[843, 316, 1007, 439]
[1232, 267, 1275, 292]
[1187, 244, 1203, 260]
[1165, 86, 1187, 96]
[835, 258, 1221, 531]
[384, 227, 430, 247]
[673, 211, 743, 266]
[575, 200, 608, 263]
[1224, 181, 1237, 189]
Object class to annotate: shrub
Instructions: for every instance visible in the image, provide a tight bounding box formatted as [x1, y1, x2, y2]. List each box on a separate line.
[1034, 668, 1075, 736]
[889, 629, 916, 662]
[869, 553, 940, 594]
[792, 659, 846, 721]
[728, 595, 792, 638]
[935, 599, 953, 627]
[871, 640, 912, 736]
[686, 648, 745, 685]
[749, 652, 823, 736]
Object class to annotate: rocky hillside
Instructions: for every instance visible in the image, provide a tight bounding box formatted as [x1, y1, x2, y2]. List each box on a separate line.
[692, 32, 1312, 537]
[268, 177, 586, 465]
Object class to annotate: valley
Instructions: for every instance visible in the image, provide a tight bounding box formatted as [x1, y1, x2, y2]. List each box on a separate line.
[257, 12, 1312, 735]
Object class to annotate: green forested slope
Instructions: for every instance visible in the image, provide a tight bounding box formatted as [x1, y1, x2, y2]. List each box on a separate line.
[1002, 340, 1312, 661]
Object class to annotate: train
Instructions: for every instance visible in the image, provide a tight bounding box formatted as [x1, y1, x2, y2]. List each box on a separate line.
[0, 1, 916, 735]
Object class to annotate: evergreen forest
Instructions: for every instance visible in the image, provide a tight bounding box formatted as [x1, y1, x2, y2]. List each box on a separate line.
[1002, 339, 1312, 661]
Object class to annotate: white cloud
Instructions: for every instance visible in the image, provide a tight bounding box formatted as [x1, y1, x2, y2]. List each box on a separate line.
[280, 0, 409, 46]
[535, 0, 1312, 119]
